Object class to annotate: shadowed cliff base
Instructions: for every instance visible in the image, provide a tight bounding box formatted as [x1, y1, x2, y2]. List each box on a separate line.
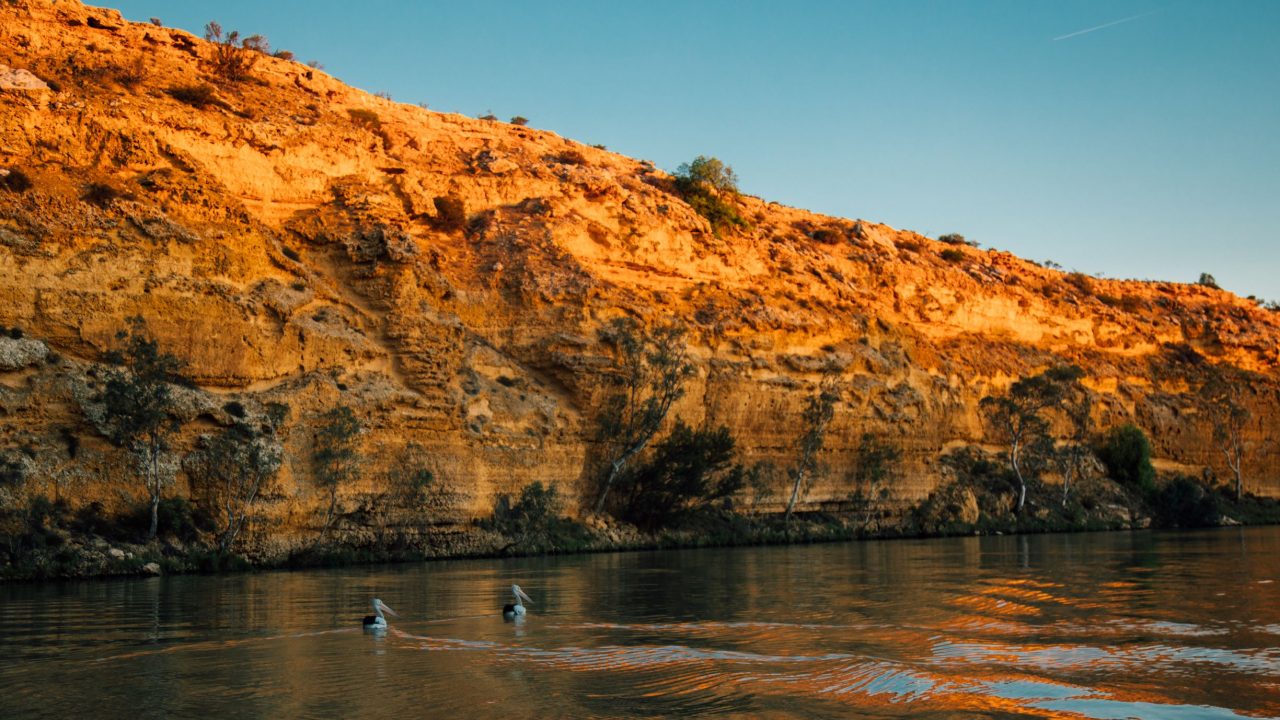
[5, 474, 1280, 581]
[1, 1, 1279, 580]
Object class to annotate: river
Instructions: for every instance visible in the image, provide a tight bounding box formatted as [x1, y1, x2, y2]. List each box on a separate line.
[2, 527, 1278, 718]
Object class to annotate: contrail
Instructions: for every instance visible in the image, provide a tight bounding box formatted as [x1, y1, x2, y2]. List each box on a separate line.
[1052, 10, 1160, 41]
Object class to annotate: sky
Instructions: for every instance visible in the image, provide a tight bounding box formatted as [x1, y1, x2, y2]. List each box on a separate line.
[108, 1, 1280, 300]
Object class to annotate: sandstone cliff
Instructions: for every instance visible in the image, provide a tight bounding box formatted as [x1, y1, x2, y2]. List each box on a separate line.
[1, 1, 1277, 555]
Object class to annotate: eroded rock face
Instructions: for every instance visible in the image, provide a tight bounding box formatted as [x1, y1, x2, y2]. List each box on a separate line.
[0, 63, 50, 91]
[0, 1, 1276, 547]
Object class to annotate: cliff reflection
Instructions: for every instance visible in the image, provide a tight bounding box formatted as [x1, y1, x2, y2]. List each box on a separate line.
[1, 527, 1277, 718]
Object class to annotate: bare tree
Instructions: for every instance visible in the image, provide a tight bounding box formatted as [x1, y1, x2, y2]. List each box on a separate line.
[1201, 372, 1249, 500]
[784, 365, 841, 524]
[593, 318, 694, 514]
[980, 365, 1083, 514]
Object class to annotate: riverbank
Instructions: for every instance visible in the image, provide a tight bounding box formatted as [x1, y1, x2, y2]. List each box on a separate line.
[5, 486, 1279, 582]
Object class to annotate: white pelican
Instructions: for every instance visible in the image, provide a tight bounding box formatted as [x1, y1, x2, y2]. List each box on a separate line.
[502, 584, 533, 617]
[362, 598, 399, 630]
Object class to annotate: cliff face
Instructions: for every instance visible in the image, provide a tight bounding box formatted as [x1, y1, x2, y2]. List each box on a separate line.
[1, 1, 1278, 549]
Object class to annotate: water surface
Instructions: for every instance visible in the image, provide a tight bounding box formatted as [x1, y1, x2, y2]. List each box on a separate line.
[3, 528, 1279, 718]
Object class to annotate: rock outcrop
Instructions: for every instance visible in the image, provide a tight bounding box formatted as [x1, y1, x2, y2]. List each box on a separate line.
[0, 1, 1277, 554]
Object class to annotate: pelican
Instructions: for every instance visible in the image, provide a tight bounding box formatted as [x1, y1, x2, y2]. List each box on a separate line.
[362, 598, 399, 630]
[502, 584, 533, 617]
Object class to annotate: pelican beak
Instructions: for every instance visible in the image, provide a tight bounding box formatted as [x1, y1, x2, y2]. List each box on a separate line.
[380, 601, 399, 617]
[517, 588, 533, 604]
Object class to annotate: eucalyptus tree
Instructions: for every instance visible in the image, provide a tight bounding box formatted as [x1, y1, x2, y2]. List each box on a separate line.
[980, 365, 1084, 514]
[784, 364, 842, 524]
[1054, 387, 1094, 507]
[851, 432, 902, 528]
[312, 405, 362, 536]
[186, 403, 287, 552]
[592, 318, 695, 515]
[1201, 371, 1249, 500]
[101, 317, 187, 540]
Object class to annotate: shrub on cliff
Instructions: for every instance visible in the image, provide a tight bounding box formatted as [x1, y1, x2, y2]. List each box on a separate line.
[484, 481, 591, 554]
[1096, 424, 1156, 496]
[82, 182, 130, 208]
[115, 55, 147, 88]
[618, 421, 747, 530]
[204, 22, 268, 83]
[0, 495, 71, 569]
[167, 83, 225, 110]
[1152, 476, 1220, 528]
[673, 156, 748, 234]
[432, 196, 467, 232]
[348, 108, 381, 129]
[0, 169, 33, 193]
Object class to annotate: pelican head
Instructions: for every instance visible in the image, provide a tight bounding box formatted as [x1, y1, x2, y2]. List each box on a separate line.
[503, 584, 533, 617]
[363, 598, 399, 629]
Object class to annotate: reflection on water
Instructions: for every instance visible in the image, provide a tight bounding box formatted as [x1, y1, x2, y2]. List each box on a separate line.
[2, 527, 1278, 718]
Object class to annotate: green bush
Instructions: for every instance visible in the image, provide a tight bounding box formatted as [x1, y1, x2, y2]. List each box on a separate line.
[1152, 476, 1220, 528]
[1096, 424, 1156, 495]
[71, 501, 125, 539]
[940, 248, 965, 263]
[672, 156, 747, 234]
[618, 421, 747, 530]
[485, 481, 585, 551]
[676, 156, 738, 193]
[509, 115, 529, 126]
[124, 497, 205, 542]
[938, 233, 968, 245]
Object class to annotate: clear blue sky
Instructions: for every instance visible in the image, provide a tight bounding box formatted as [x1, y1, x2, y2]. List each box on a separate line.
[109, 1, 1280, 300]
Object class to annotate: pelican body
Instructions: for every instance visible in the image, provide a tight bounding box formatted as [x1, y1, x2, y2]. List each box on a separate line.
[362, 598, 399, 630]
[502, 584, 533, 617]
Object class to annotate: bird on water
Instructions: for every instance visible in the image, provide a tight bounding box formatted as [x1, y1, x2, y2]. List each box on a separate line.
[362, 598, 399, 630]
[502, 585, 533, 617]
